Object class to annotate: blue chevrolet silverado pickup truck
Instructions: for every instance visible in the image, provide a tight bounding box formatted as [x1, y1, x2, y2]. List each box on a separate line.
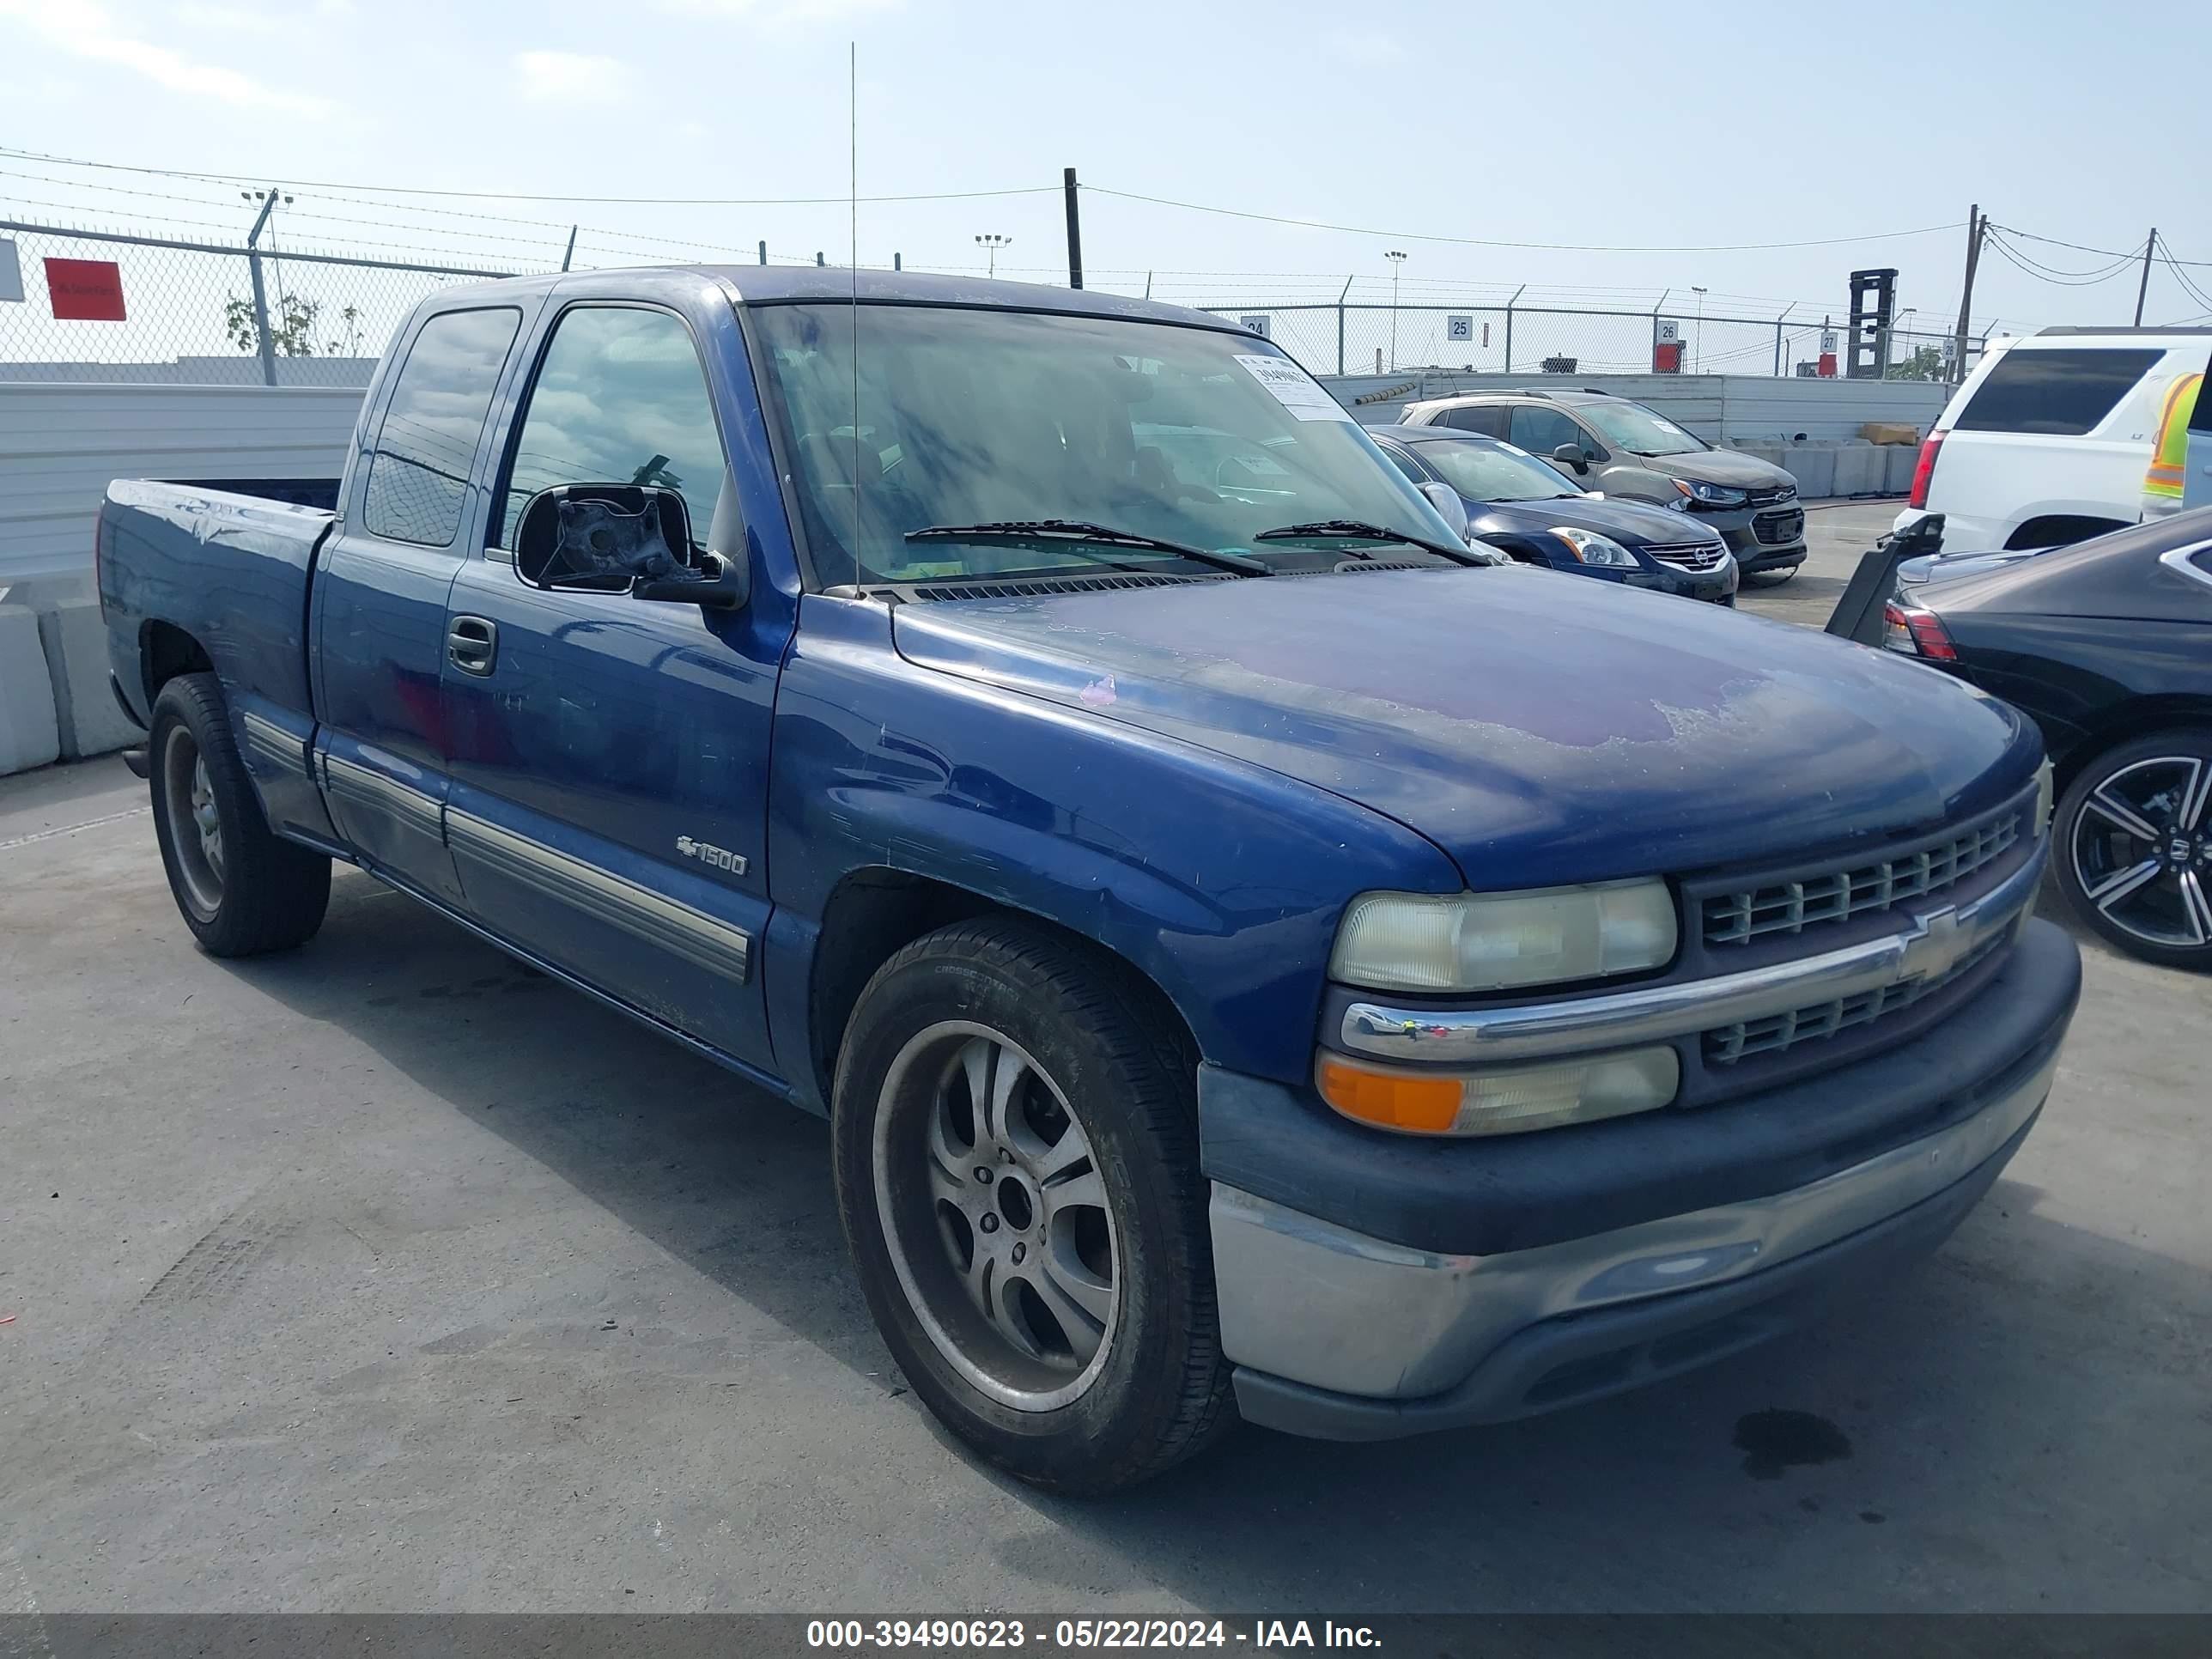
[97, 268, 2081, 1492]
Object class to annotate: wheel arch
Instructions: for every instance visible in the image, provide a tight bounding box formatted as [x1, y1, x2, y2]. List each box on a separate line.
[803, 866, 1201, 1116]
[139, 619, 215, 709]
[2052, 696, 2212, 791]
[2005, 514, 2131, 551]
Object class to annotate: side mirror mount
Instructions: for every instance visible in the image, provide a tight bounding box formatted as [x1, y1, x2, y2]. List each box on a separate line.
[1419, 481, 1470, 541]
[512, 481, 746, 610]
[1552, 441, 1591, 474]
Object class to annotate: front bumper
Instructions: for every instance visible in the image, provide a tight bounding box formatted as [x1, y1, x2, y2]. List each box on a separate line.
[1203, 916, 2080, 1441]
[1626, 563, 1737, 605]
[1683, 501, 1806, 572]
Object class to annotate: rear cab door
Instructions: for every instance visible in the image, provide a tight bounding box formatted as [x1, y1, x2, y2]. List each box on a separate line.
[438, 270, 799, 1069]
[311, 300, 539, 905]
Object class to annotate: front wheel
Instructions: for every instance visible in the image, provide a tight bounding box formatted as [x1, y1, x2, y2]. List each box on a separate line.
[831, 919, 1232, 1492]
[2052, 728, 2212, 971]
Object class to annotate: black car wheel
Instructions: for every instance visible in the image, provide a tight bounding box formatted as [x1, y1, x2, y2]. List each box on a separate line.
[2053, 728, 2212, 970]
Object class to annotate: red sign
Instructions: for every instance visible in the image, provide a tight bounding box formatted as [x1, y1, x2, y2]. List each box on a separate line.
[46, 258, 127, 322]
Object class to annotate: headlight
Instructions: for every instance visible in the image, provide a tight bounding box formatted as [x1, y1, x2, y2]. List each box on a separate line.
[1317, 1046, 1680, 1136]
[1547, 526, 1639, 568]
[2033, 758, 2054, 838]
[1330, 879, 1678, 994]
[1674, 478, 1748, 507]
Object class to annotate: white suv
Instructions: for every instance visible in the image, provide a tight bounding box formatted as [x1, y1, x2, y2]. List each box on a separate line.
[1893, 326, 2212, 551]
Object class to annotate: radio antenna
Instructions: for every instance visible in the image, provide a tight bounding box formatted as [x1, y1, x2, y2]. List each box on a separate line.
[849, 40, 861, 592]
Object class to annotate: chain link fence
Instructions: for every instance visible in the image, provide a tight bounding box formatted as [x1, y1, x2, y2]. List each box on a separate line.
[1, 217, 1981, 389]
[1195, 301, 1978, 384]
[0, 220, 521, 386]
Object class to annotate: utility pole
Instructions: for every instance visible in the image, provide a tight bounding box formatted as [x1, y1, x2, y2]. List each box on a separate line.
[1952, 204, 1984, 386]
[1385, 250, 1407, 371]
[561, 225, 577, 272]
[2135, 228, 2157, 325]
[1692, 285, 1708, 373]
[975, 234, 1011, 277]
[240, 186, 289, 387]
[1063, 167, 1084, 289]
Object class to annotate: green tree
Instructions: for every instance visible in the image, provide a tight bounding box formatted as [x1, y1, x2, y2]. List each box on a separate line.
[1885, 344, 1946, 381]
[223, 291, 324, 357]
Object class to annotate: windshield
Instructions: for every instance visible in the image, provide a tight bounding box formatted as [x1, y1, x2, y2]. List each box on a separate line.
[1409, 437, 1586, 502]
[749, 303, 1460, 585]
[1577, 401, 1708, 457]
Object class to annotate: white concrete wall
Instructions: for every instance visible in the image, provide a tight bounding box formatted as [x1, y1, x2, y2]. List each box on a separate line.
[1321, 370, 1954, 446]
[0, 380, 362, 772]
[0, 381, 361, 590]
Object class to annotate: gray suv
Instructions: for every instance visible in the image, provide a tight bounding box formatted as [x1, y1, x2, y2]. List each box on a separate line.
[1399, 388, 1808, 580]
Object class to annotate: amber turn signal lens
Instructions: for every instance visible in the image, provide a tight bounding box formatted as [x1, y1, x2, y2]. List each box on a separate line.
[1316, 1054, 1464, 1133]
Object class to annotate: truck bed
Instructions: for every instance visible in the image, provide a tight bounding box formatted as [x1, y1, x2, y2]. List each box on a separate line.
[99, 477, 337, 742]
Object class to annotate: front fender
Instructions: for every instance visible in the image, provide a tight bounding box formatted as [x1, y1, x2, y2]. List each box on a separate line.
[763, 597, 1462, 1098]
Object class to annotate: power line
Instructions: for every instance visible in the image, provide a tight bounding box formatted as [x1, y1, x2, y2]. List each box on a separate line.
[1982, 227, 2144, 283]
[1982, 229, 2142, 288]
[2155, 242, 2212, 317]
[0, 146, 1054, 206]
[1083, 185, 1964, 253]
[1993, 222, 2212, 269]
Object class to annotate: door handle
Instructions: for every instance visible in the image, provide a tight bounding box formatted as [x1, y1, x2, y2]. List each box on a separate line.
[447, 615, 498, 676]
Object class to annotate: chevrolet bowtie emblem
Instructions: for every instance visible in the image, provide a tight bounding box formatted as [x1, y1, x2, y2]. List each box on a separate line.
[1899, 902, 1974, 981]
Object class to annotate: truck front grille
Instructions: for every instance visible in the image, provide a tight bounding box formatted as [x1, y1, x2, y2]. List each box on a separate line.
[1703, 812, 2022, 946]
[1752, 509, 1805, 544]
[1704, 932, 2008, 1064]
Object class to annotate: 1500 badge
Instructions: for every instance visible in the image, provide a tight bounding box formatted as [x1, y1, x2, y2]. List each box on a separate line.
[676, 836, 747, 875]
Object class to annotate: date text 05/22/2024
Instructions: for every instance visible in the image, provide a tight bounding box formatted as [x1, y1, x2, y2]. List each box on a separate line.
[805, 1620, 1382, 1650]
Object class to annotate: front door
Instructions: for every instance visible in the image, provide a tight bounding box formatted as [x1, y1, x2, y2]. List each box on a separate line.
[312, 304, 526, 907]
[440, 301, 787, 1066]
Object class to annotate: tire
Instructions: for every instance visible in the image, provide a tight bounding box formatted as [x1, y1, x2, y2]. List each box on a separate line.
[831, 918, 1233, 1492]
[147, 672, 331, 957]
[2051, 726, 2212, 971]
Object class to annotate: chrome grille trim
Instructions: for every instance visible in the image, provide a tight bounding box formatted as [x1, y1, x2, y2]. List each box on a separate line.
[1643, 541, 1728, 571]
[1705, 812, 2022, 945]
[1705, 932, 2008, 1064]
[1336, 841, 2045, 1068]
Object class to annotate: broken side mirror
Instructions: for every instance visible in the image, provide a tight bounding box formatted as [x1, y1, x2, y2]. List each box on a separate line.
[514, 482, 746, 608]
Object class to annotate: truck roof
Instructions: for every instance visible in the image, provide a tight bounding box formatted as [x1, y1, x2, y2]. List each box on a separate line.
[424, 265, 1244, 332]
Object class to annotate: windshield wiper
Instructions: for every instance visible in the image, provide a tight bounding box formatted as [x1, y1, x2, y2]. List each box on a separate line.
[1252, 520, 1491, 568]
[904, 520, 1268, 576]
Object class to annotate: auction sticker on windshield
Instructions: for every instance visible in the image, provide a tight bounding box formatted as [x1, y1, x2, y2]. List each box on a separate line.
[1236, 354, 1354, 422]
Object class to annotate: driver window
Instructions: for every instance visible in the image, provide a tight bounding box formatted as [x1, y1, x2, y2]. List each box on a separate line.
[495, 307, 726, 551]
[1507, 404, 1586, 456]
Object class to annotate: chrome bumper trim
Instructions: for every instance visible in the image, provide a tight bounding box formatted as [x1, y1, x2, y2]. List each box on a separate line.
[1339, 841, 2045, 1066]
[1209, 1045, 2057, 1401]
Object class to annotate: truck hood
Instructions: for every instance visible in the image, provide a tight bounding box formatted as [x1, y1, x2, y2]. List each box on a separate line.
[889, 568, 2037, 890]
[1647, 447, 1796, 489]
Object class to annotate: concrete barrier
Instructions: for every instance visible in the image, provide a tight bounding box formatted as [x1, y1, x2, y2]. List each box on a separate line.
[1831, 442, 1885, 497]
[38, 597, 139, 759]
[0, 603, 62, 776]
[1783, 442, 1836, 500]
[1884, 443, 1920, 493]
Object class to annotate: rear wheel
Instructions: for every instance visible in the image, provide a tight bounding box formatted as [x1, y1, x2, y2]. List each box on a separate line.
[831, 918, 1232, 1492]
[2053, 728, 2212, 971]
[148, 673, 330, 957]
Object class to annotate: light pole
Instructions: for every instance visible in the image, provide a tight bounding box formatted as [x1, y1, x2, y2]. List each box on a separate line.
[1691, 285, 1708, 372]
[974, 233, 1012, 278]
[1385, 249, 1407, 370]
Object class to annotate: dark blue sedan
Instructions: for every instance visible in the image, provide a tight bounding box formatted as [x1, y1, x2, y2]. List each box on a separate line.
[1369, 425, 1738, 604]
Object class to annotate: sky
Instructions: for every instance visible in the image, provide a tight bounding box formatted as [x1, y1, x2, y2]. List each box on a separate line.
[3, 0, 2209, 366]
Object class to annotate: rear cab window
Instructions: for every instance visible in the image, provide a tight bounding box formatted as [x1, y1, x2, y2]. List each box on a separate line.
[360, 307, 523, 548]
[1954, 347, 2164, 435]
[1442, 405, 1507, 436]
